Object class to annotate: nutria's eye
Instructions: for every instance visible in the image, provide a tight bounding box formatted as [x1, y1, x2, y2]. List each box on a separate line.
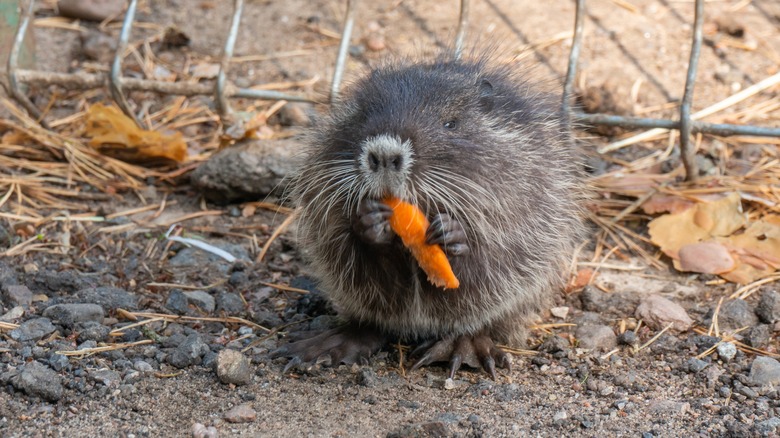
[443, 120, 458, 130]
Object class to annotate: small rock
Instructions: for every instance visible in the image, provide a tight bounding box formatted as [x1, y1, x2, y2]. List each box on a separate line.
[539, 335, 569, 354]
[443, 378, 456, 390]
[750, 356, 780, 386]
[687, 358, 709, 373]
[550, 306, 569, 319]
[0, 306, 24, 322]
[216, 291, 245, 315]
[714, 14, 745, 38]
[48, 353, 69, 371]
[190, 139, 303, 203]
[635, 294, 693, 332]
[357, 368, 378, 387]
[575, 324, 617, 351]
[3, 284, 32, 307]
[42, 303, 104, 328]
[717, 342, 737, 362]
[11, 361, 63, 401]
[365, 32, 386, 51]
[76, 286, 138, 311]
[274, 102, 313, 127]
[714, 299, 759, 332]
[9, 317, 56, 342]
[617, 331, 638, 346]
[89, 369, 121, 387]
[747, 324, 772, 348]
[133, 360, 153, 373]
[756, 417, 780, 435]
[165, 289, 190, 315]
[167, 334, 210, 368]
[756, 290, 780, 324]
[553, 409, 568, 422]
[215, 349, 252, 385]
[387, 421, 449, 438]
[647, 400, 690, 416]
[80, 29, 117, 62]
[224, 403, 256, 423]
[192, 423, 219, 438]
[58, 0, 125, 22]
[183, 291, 216, 314]
[76, 321, 110, 342]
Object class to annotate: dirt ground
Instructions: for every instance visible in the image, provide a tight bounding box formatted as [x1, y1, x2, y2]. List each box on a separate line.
[2, 0, 780, 437]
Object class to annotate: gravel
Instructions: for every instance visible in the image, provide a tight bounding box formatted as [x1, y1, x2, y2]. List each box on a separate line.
[215, 349, 253, 386]
[8, 361, 64, 401]
[9, 317, 56, 342]
[635, 295, 693, 332]
[749, 357, 780, 387]
[42, 303, 104, 328]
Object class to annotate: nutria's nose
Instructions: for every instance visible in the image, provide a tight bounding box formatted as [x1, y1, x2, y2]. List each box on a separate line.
[367, 151, 403, 172]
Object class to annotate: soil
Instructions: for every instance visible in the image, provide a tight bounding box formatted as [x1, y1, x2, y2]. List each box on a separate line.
[1, 0, 780, 437]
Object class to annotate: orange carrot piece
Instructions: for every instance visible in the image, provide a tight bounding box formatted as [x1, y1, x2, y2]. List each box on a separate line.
[383, 197, 460, 289]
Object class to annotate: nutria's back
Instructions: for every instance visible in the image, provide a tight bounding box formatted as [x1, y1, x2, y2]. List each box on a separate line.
[292, 55, 584, 346]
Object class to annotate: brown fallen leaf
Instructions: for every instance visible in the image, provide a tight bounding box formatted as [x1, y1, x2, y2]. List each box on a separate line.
[641, 194, 695, 215]
[677, 241, 736, 274]
[85, 103, 187, 164]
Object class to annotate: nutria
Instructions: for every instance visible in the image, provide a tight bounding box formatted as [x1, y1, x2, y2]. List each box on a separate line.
[275, 54, 585, 378]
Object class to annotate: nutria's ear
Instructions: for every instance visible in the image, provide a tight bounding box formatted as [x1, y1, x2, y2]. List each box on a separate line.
[477, 79, 494, 112]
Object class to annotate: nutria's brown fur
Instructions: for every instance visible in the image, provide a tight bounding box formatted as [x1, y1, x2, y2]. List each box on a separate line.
[282, 54, 585, 376]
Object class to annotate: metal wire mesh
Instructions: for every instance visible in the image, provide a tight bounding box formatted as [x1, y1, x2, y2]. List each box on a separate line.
[4, 0, 780, 181]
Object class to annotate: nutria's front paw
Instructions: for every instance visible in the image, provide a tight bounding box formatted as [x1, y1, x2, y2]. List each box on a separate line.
[410, 333, 512, 380]
[352, 198, 395, 245]
[272, 325, 386, 373]
[426, 213, 469, 256]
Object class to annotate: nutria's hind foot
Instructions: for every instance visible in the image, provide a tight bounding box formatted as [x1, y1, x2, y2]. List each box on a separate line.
[272, 324, 386, 372]
[410, 333, 512, 380]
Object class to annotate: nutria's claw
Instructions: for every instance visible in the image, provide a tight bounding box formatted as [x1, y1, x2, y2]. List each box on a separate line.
[273, 325, 385, 373]
[410, 334, 511, 380]
[426, 213, 469, 256]
[353, 199, 394, 245]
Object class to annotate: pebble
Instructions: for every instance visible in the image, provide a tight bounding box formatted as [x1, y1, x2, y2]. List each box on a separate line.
[9, 317, 56, 342]
[11, 361, 64, 401]
[747, 324, 772, 348]
[357, 367, 378, 387]
[687, 358, 709, 373]
[274, 102, 313, 127]
[575, 324, 617, 351]
[133, 360, 153, 373]
[216, 291, 245, 314]
[714, 299, 759, 332]
[550, 306, 569, 319]
[189, 139, 303, 203]
[386, 421, 449, 438]
[48, 353, 69, 371]
[42, 303, 104, 328]
[76, 286, 138, 311]
[539, 335, 569, 354]
[647, 400, 690, 416]
[716, 342, 737, 362]
[756, 290, 780, 324]
[223, 403, 257, 423]
[183, 291, 216, 314]
[635, 294, 693, 332]
[215, 349, 252, 385]
[192, 423, 219, 438]
[0, 306, 24, 322]
[617, 331, 638, 346]
[165, 289, 190, 315]
[89, 369, 121, 387]
[77, 321, 111, 342]
[168, 334, 210, 368]
[553, 409, 568, 421]
[58, 0, 125, 22]
[749, 356, 780, 386]
[3, 284, 32, 307]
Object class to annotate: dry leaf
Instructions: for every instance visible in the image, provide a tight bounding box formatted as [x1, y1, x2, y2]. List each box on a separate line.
[566, 268, 596, 292]
[85, 103, 187, 164]
[677, 241, 735, 274]
[641, 194, 695, 215]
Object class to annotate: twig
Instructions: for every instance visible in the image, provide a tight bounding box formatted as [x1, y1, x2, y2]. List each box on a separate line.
[257, 212, 296, 262]
[636, 322, 674, 353]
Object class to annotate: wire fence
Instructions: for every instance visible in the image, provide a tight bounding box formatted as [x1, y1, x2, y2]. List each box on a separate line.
[4, 0, 780, 181]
